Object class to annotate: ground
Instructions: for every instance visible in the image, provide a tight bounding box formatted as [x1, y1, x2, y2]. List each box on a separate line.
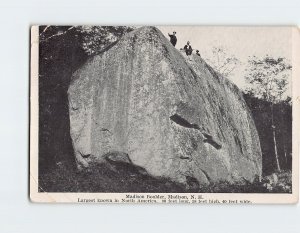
[39, 161, 292, 193]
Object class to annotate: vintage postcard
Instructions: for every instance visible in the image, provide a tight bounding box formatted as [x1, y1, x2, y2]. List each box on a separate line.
[30, 25, 299, 204]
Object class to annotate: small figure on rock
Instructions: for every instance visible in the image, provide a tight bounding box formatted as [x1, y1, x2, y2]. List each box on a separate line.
[184, 41, 193, 56]
[196, 50, 201, 57]
[168, 31, 177, 47]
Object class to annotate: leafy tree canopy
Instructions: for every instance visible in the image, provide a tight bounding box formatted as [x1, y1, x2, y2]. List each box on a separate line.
[245, 55, 292, 103]
[39, 25, 134, 55]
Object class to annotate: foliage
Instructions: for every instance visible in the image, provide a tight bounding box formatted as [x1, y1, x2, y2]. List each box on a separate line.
[243, 93, 292, 175]
[39, 162, 185, 193]
[206, 46, 241, 77]
[244, 55, 292, 172]
[245, 55, 292, 102]
[198, 171, 291, 193]
[39, 26, 134, 55]
[39, 161, 292, 193]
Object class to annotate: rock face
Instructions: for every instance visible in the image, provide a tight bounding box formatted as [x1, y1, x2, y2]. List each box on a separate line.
[68, 26, 262, 185]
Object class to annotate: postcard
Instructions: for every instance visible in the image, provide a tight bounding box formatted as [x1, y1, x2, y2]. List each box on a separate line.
[30, 25, 299, 203]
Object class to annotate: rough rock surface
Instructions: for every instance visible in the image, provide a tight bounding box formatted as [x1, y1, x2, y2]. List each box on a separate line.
[68, 26, 262, 185]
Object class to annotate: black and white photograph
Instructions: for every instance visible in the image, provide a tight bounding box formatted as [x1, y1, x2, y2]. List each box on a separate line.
[30, 25, 299, 203]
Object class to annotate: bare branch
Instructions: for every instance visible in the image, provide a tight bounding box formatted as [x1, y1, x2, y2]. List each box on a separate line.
[40, 26, 76, 42]
[39, 25, 51, 37]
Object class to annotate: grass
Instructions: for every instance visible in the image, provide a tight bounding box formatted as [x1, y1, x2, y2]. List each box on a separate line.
[39, 161, 292, 193]
[38, 162, 185, 193]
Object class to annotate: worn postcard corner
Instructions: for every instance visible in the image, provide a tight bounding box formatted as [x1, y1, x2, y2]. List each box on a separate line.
[30, 25, 299, 204]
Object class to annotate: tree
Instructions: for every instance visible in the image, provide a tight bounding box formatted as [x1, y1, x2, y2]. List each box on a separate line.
[207, 46, 241, 78]
[39, 25, 134, 55]
[245, 55, 292, 172]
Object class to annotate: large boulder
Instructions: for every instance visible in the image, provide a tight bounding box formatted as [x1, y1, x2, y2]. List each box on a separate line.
[68, 26, 262, 185]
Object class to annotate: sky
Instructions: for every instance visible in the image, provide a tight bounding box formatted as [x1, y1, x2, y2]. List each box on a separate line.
[157, 26, 292, 92]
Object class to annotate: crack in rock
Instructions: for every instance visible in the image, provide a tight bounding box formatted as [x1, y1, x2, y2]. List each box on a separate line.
[179, 156, 191, 160]
[234, 135, 243, 154]
[170, 114, 222, 150]
[203, 133, 222, 150]
[170, 114, 200, 130]
[199, 168, 212, 183]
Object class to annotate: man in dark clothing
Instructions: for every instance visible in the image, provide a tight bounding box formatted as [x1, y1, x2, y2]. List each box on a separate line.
[168, 31, 177, 47]
[184, 41, 193, 56]
[196, 50, 201, 57]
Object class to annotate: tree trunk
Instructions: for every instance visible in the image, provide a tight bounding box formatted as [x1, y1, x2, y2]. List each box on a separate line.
[283, 144, 288, 165]
[271, 104, 281, 172]
[280, 103, 288, 167]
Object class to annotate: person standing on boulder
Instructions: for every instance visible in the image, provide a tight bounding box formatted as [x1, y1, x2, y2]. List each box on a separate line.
[196, 50, 201, 57]
[168, 31, 177, 47]
[184, 41, 193, 56]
